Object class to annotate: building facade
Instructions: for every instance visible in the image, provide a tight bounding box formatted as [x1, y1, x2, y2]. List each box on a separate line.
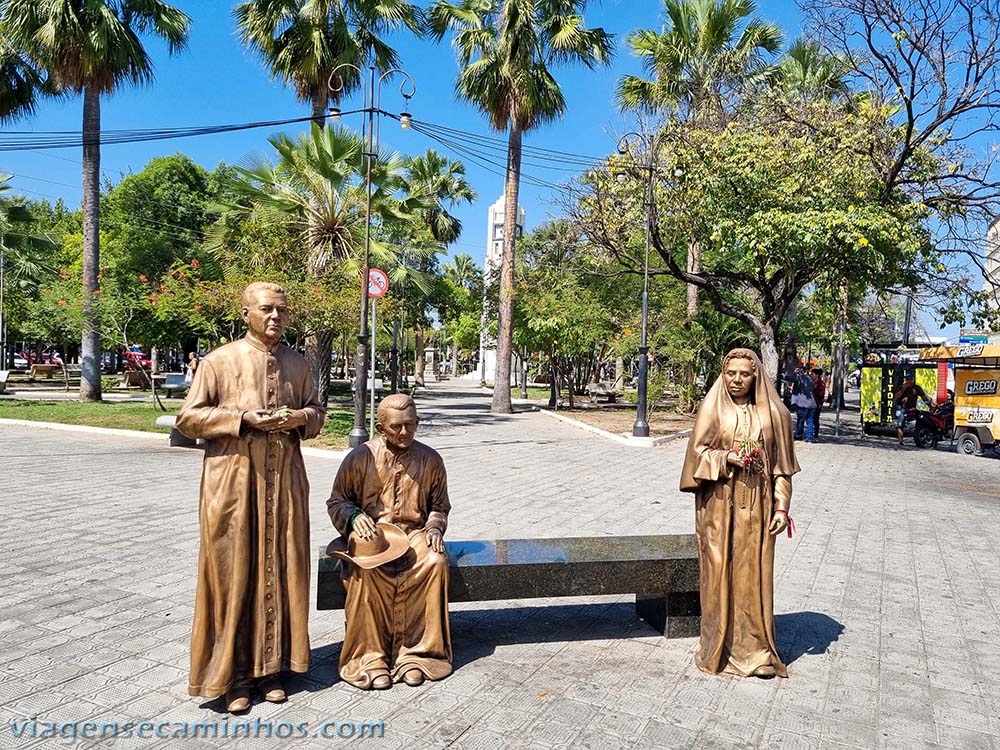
[477, 194, 525, 384]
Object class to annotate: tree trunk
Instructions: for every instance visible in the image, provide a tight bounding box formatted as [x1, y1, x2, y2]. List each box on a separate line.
[305, 92, 333, 406]
[306, 329, 334, 406]
[80, 87, 102, 402]
[757, 324, 780, 385]
[686, 239, 701, 318]
[491, 125, 522, 414]
[520, 345, 528, 400]
[830, 283, 848, 410]
[451, 340, 458, 378]
[414, 327, 425, 387]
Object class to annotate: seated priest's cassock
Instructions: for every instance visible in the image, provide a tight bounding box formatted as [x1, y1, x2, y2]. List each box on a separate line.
[326, 394, 452, 690]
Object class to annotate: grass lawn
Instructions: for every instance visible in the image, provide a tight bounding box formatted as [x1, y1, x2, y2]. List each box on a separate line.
[0, 399, 355, 450]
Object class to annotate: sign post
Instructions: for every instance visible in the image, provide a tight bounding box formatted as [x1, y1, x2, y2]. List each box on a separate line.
[367, 269, 389, 437]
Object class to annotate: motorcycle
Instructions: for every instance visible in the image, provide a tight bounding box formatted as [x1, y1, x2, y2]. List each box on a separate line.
[912, 396, 955, 449]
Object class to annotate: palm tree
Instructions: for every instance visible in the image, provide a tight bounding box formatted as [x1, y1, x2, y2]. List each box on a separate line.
[1, 0, 190, 401]
[429, 0, 613, 413]
[773, 39, 850, 103]
[616, 0, 782, 120]
[235, 0, 421, 123]
[402, 149, 475, 385]
[215, 123, 424, 400]
[444, 253, 478, 290]
[616, 0, 780, 318]
[0, 43, 51, 122]
[405, 149, 476, 244]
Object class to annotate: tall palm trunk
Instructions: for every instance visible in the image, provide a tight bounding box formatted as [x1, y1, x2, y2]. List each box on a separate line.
[491, 125, 522, 414]
[451, 340, 458, 377]
[80, 87, 102, 402]
[304, 92, 333, 404]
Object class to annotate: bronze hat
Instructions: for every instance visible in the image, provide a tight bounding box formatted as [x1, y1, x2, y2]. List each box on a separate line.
[327, 521, 409, 569]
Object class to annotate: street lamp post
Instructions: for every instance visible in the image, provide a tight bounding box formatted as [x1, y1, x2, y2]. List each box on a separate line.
[330, 64, 414, 447]
[617, 132, 657, 438]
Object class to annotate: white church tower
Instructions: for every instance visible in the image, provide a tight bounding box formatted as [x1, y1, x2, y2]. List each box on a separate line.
[477, 194, 525, 384]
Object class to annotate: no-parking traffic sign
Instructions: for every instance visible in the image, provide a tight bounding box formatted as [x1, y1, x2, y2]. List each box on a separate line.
[367, 268, 389, 298]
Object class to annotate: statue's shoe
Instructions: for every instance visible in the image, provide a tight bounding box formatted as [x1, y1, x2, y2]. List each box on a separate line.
[402, 669, 425, 687]
[372, 674, 392, 690]
[752, 665, 776, 679]
[258, 676, 286, 703]
[226, 688, 252, 713]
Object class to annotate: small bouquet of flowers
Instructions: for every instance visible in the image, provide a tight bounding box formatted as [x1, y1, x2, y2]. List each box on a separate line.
[734, 437, 763, 473]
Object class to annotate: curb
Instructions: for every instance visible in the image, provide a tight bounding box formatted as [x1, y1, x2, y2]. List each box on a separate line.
[536, 409, 693, 447]
[0, 418, 350, 459]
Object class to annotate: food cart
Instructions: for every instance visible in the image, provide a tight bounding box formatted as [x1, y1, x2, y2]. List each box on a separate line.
[919, 343, 1000, 456]
[859, 348, 938, 438]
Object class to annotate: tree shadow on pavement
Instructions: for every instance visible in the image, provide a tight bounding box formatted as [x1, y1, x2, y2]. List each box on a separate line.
[775, 611, 845, 665]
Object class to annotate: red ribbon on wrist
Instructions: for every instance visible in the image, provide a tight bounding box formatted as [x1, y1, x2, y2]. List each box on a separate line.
[775, 509, 795, 538]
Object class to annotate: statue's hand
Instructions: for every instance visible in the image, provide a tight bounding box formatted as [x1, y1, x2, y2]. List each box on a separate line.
[726, 450, 744, 468]
[352, 512, 376, 541]
[243, 409, 284, 431]
[768, 512, 788, 536]
[425, 528, 444, 554]
[276, 408, 307, 430]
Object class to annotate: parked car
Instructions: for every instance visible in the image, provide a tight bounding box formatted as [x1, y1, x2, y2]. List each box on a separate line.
[124, 346, 151, 370]
[17, 349, 62, 366]
[13, 353, 28, 368]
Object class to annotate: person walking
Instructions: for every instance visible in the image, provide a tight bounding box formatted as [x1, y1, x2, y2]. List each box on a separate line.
[789, 366, 816, 442]
[811, 368, 827, 442]
[183, 351, 198, 385]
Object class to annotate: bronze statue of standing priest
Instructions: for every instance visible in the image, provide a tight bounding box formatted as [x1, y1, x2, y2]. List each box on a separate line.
[179, 282, 326, 712]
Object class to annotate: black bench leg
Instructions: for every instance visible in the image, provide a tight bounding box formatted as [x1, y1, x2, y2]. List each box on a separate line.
[635, 591, 701, 638]
[168, 428, 199, 448]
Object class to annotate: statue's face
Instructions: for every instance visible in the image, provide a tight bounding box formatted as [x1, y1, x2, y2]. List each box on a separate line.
[242, 289, 288, 344]
[724, 358, 755, 401]
[379, 406, 419, 449]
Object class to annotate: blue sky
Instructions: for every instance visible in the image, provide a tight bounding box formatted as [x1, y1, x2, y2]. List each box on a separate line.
[0, 0, 804, 267]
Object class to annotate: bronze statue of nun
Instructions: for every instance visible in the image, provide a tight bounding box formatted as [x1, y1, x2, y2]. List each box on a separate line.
[680, 348, 800, 678]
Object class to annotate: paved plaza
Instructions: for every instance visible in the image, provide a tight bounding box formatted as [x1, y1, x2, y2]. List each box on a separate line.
[2, 381, 1000, 749]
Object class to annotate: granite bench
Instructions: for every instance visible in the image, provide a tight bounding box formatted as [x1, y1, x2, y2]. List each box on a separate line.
[586, 381, 621, 403]
[159, 373, 189, 399]
[317, 534, 701, 638]
[155, 414, 202, 448]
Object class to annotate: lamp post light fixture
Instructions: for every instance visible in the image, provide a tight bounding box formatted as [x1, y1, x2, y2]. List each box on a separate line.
[330, 64, 415, 447]
[616, 131, 659, 438]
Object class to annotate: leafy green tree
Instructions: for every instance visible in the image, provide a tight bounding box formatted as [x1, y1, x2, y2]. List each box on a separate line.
[578, 102, 935, 379]
[99, 155, 218, 357]
[437, 253, 483, 374]
[235, 0, 421, 121]
[429, 0, 614, 413]
[1, 0, 190, 400]
[0, 174, 58, 365]
[616, 0, 781, 318]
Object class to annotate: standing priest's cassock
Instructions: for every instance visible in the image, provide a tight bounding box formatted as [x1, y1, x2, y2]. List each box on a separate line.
[178, 331, 325, 700]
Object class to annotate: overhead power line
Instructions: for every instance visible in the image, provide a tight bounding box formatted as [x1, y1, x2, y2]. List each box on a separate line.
[0, 110, 363, 151]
